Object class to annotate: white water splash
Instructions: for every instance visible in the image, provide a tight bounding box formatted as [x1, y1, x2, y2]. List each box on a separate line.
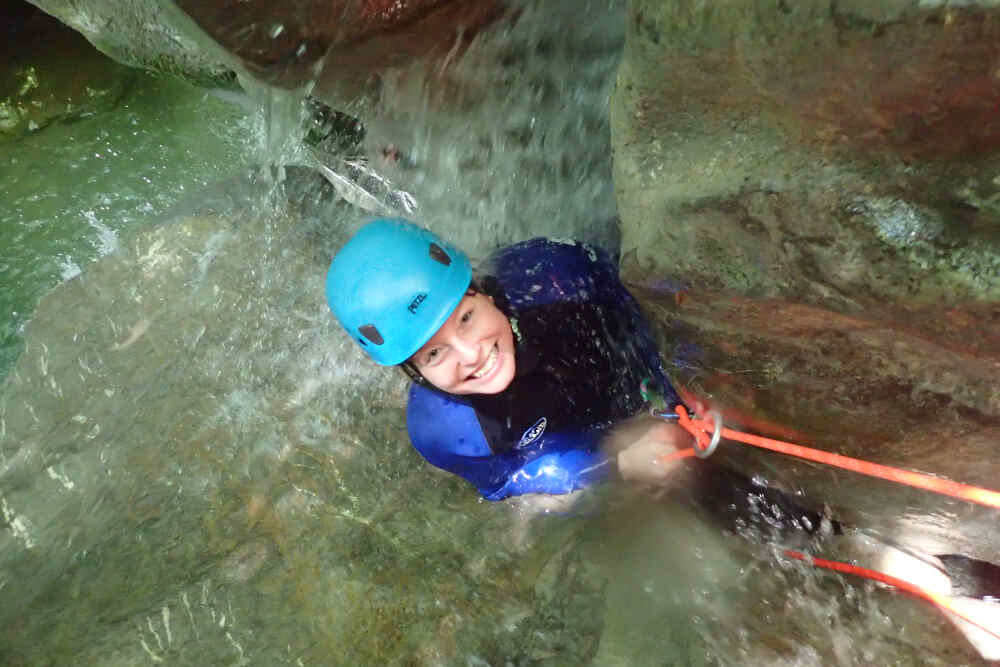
[83, 209, 119, 256]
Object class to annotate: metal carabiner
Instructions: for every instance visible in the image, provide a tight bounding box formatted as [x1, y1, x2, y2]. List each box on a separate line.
[649, 407, 679, 421]
[652, 406, 722, 458]
[694, 410, 723, 459]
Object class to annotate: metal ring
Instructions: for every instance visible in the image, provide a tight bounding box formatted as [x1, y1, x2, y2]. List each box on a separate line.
[695, 410, 723, 459]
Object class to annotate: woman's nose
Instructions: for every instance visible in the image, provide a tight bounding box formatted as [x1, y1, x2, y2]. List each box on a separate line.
[451, 336, 480, 365]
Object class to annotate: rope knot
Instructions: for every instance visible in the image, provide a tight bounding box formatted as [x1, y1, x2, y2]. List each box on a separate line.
[674, 404, 722, 458]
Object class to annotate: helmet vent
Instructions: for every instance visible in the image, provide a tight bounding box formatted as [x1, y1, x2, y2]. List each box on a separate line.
[359, 324, 384, 345]
[428, 243, 451, 266]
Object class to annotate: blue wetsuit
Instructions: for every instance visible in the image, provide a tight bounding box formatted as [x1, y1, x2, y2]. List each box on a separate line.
[406, 239, 681, 500]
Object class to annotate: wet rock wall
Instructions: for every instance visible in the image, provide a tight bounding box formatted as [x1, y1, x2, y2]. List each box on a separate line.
[612, 0, 1000, 560]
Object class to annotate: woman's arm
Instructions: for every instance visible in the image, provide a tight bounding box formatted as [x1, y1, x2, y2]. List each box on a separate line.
[408, 384, 700, 498]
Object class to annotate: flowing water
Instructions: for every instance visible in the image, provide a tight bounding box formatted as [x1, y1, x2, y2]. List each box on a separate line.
[0, 69, 252, 378]
[0, 1, 992, 665]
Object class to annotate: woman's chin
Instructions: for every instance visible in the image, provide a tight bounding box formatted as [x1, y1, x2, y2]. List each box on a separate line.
[481, 362, 516, 394]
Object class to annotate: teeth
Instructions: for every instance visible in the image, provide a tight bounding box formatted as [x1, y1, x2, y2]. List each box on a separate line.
[471, 345, 498, 379]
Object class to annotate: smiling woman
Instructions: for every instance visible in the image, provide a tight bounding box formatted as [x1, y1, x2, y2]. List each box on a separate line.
[325, 218, 698, 500]
[408, 289, 516, 395]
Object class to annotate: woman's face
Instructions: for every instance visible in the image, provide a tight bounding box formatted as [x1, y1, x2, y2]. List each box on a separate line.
[409, 292, 516, 395]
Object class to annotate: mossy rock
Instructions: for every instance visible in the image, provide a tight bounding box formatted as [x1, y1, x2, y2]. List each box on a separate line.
[0, 12, 136, 142]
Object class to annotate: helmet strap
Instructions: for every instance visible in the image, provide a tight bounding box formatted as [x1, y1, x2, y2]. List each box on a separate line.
[399, 361, 428, 386]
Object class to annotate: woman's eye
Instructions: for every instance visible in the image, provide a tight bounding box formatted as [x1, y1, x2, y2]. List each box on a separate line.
[461, 309, 474, 324]
[425, 348, 441, 363]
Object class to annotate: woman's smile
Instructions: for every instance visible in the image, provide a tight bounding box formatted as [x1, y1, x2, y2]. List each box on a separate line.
[469, 343, 499, 380]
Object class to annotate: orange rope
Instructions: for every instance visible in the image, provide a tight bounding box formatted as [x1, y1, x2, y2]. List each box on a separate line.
[657, 406, 1000, 642]
[668, 405, 1000, 510]
[783, 549, 1000, 642]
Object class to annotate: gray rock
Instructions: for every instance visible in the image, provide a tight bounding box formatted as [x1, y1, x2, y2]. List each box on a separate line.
[27, 0, 503, 97]
[28, 0, 235, 87]
[611, 0, 1000, 566]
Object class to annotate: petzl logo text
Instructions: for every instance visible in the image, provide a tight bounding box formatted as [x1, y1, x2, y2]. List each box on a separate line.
[407, 293, 427, 314]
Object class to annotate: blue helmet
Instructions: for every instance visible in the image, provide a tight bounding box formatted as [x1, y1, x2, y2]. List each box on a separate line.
[326, 218, 473, 365]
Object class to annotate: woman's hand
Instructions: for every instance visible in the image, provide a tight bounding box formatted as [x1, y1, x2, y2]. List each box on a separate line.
[604, 415, 696, 486]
